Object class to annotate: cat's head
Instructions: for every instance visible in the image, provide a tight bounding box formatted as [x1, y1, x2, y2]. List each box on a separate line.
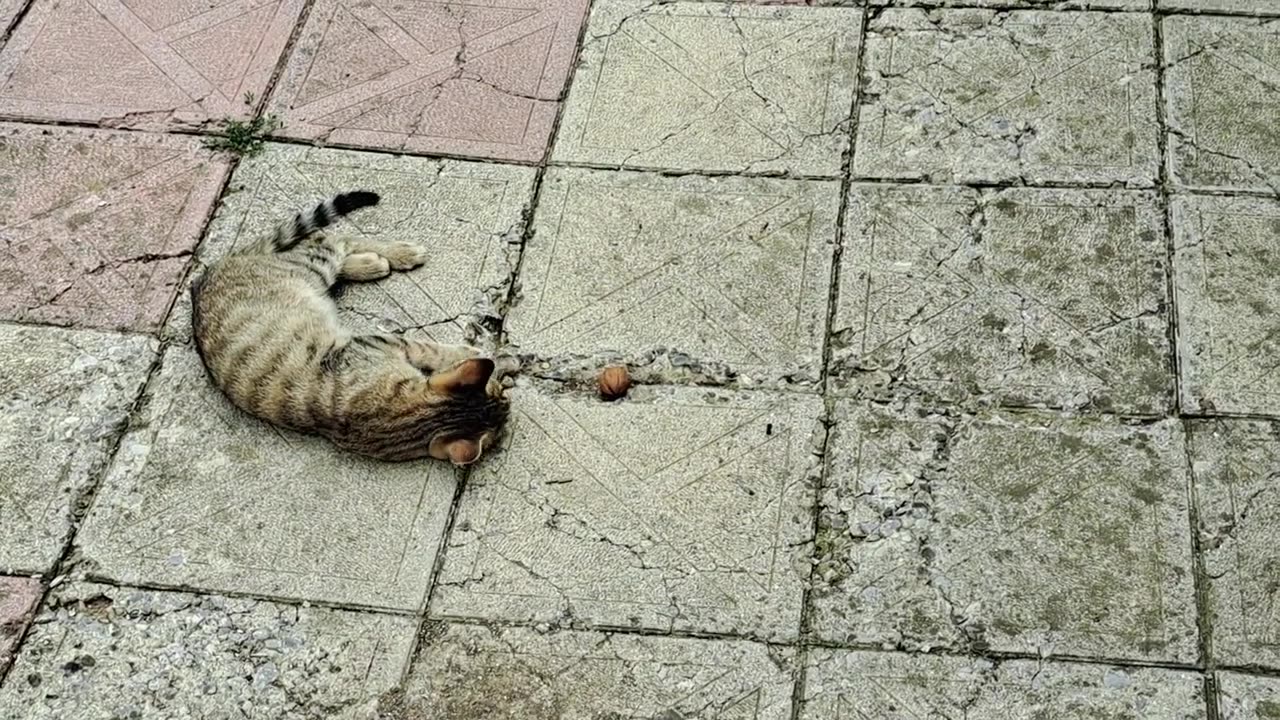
[424, 357, 511, 466]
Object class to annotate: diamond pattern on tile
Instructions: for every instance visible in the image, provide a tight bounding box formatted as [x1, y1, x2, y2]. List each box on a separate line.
[1163, 15, 1280, 193]
[552, 0, 861, 175]
[0, 123, 228, 333]
[0, 0, 305, 128]
[268, 0, 589, 162]
[433, 383, 823, 641]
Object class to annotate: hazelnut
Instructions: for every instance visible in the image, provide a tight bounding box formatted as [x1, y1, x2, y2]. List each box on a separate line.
[598, 365, 631, 401]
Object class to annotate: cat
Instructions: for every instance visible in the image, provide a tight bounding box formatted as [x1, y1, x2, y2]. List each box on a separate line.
[191, 190, 509, 465]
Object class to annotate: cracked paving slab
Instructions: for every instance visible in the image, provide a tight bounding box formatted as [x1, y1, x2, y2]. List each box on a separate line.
[1189, 419, 1280, 670]
[75, 345, 459, 611]
[551, 0, 861, 175]
[811, 402, 1197, 662]
[1219, 673, 1280, 720]
[0, 582, 414, 720]
[0, 123, 229, 333]
[169, 143, 536, 348]
[0, 323, 155, 574]
[801, 650, 1206, 719]
[854, 9, 1158, 186]
[832, 183, 1172, 414]
[0, 0, 304, 130]
[1173, 194, 1280, 416]
[0, 576, 41, 677]
[506, 167, 839, 385]
[0, 0, 23, 33]
[1163, 15, 1280, 194]
[872, 0, 1151, 7]
[1160, 1, 1280, 17]
[432, 380, 824, 641]
[379, 621, 795, 719]
[266, 0, 589, 163]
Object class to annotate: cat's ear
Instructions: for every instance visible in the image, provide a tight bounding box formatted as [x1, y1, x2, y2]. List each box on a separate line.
[445, 438, 481, 465]
[428, 357, 495, 394]
[427, 437, 481, 465]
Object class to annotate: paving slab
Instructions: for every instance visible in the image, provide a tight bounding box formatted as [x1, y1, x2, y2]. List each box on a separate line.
[0, 0, 24, 34]
[0, 323, 155, 574]
[75, 346, 458, 611]
[1219, 673, 1280, 720]
[0, 576, 41, 676]
[1173, 194, 1280, 417]
[0, 582, 414, 720]
[506, 167, 839, 384]
[551, 0, 861, 175]
[172, 143, 536, 347]
[1189, 419, 1280, 670]
[0, 0, 305, 129]
[854, 9, 1158, 186]
[433, 381, 823, 641]
[0, 123, 228, 333]
[802, 650, 1206, 719]
[380, 622, 795, 719]
[1163, 16, 1280, 194]
[874, 0, 1149, 6]
[832, 184, 1172, 414]
[1161, 1, 1280, 18]
[267, 0, 589, 163]
[811, 402, 1198, 662]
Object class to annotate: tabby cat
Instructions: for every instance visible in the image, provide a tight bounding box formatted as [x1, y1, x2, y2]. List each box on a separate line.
[191, 190, 509, 465]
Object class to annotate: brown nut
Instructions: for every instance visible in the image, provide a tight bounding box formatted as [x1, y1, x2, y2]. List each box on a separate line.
[598, 365, 631, 401]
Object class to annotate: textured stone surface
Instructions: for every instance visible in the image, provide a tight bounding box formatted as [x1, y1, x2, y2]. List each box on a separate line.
[0, 0, 305, 128]
[0, 323, 155, 574]
[855, 9, 1158, 186]
[832, 184, 1171, 413]
[434, 381, 823, 641]
[178, 143, 536, 347]
[0, 0, 24, 33]
[268, 0, 589, 162]
[1189, 420, 1280, 670]
[802, 650, 1206, 719]
[1160, 0, 1280, 16]
[1219, 674, 1280, 720]
[552, 0, 861, 175]
[382, 622, 795, 719]
[875, 0, 1149, 6]
[811, 402, 1197, 662]
[0, 123, 228, 333]
[0, 576, 41, 676]
[0, 582, 414, 720]
[506, 167, 839, 383]
[1173, 194, 1280, 417]
[1163, 16, 1280, 194]
[76, 346, 458, 611]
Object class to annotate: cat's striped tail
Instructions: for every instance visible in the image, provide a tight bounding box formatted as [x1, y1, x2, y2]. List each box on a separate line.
[247, 191, 381, 254]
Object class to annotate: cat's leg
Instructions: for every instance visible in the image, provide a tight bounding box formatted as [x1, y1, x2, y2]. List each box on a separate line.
[348, 239, 427, 271]
[339, 252, 391, 281]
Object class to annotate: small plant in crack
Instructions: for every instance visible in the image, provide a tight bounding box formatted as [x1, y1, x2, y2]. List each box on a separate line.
[202, 113, 282, 157]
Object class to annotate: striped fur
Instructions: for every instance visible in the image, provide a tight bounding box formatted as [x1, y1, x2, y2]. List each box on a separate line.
[191, 191, 510, 465]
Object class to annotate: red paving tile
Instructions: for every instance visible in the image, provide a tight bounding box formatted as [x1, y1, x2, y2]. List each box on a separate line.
[0, 0, 305, 129]
[268, 0, 590, 162]
[0, 123, 229, 333]
[0, 576, 40, 674]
